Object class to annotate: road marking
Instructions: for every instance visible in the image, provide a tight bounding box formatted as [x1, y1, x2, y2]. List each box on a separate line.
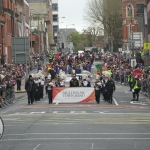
[130, 101, 147, 106]
[30, 112, 45, 114]
[1, 138, 150, 141]
[52, 111, 63, 114]
[3, 118, 20, 121]
[55, 102, 59, 105]
[4, 133, 150, 136]
[91, 143, 94, 149]
[33, 144, 40, 150]
[113, 98, 119, 106]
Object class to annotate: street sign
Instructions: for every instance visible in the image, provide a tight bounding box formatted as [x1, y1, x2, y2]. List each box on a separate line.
[133, 69, 142, 78]
[131, 32, 143, 48]
[0, 117, 4, 139]
[144, 43, 150, 50]
[131, 59, 137, 68]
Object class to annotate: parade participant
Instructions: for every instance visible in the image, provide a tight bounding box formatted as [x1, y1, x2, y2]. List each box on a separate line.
[78, 75, 83, 87]
[25, 75, 36, 105]
[70, 74, 79, 87]
[128, 71, 134, 91]
[47, 79, 54, 104]
[94, 79, 101, 104]
[34, 77, 40, 102]
[105, 76, 115, 104]
[81, 77, 88, 87]
[40, 77, 45, 98]
[131, 76, 141, 101]
[59, 77, 65, 87]
[101, 77, 107, 101]
[87, 75, 91, 87]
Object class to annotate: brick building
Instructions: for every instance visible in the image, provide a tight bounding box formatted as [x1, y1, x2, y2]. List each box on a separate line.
[122, 0, 147, 50]
[0, 0, 29, 64]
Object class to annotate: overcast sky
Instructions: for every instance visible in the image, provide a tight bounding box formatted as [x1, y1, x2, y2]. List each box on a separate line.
[59, 0, 88, 32]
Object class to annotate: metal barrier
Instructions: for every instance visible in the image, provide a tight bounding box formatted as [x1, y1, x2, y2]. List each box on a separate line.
[0, 88, 15, 108]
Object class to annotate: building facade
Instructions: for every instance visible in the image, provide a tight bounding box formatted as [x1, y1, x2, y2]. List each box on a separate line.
[52, 0, 59, 44]
[29, 0, 53, 53]
[122, 0, 147, 50]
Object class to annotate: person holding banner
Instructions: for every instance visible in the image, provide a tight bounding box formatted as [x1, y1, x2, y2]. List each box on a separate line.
[94, 79, 102, 104]
[47, 79, 54, 104]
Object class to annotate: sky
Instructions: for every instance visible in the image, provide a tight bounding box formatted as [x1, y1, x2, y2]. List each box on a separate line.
[59, 0, 88, 32]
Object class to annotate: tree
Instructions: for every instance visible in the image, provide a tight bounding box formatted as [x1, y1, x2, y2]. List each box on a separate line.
[85, 0, 122, 52]
[83, 26, 103, 47]
[67, 32, 86, 51]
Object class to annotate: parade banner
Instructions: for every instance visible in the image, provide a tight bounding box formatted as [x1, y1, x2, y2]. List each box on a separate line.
[52, 87, 95, 103]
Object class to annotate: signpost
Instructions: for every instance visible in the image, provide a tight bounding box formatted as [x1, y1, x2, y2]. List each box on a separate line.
[133, 69, 142, 78]
[0, 117, 4, 139]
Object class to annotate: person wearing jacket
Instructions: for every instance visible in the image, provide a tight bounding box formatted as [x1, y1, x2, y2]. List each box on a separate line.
[128, 72, 134, 91]
[25, 75, 36, 105]
[131, 76, 141, 101]
[105, 76, 116, 104]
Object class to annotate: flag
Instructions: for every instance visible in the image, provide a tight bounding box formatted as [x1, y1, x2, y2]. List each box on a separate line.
[95, 64, 102, 71]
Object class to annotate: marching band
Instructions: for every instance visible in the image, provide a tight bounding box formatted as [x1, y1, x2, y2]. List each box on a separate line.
[25, 69, 115, 105]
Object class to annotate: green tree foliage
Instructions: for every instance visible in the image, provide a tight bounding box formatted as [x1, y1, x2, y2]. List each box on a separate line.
[67, 32, 86, 51]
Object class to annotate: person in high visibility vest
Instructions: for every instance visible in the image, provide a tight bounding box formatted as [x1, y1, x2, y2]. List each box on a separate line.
[131, 76, 141, 101]
[128, 72, 134, 91]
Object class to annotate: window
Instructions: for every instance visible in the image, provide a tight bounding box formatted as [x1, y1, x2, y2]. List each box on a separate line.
[126, 4, 133, 17]
[137, 4, 144, 15]
[54, 36, 58, 44]
[53, 25, 58, 33]
[52, 3, 58, 11]
[53, 14, 58, 22]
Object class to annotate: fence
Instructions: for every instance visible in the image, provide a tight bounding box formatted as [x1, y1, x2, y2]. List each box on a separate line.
[0, 88, 15, 108]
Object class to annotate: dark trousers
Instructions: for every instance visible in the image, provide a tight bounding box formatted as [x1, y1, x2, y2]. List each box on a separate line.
[17, 80, 21, 91]
[95, 90, 100, 104]
[107, 90, 113, 104]
[133, 89, 140, 101]
[40, 86, 44, 98]
[129, 82, 133, 90]
[48, 90, 52, 104]
[35, 88, 40, 101]
[27, 91, 34, 104]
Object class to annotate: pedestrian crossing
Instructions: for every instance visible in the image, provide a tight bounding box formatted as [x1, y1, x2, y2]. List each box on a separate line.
[2, 113, 150, 125]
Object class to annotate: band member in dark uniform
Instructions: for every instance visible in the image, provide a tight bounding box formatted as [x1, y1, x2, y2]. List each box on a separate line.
[105, 76, 115, 104]
[34, 77, 40, 102]
[94, 79, 101, 104]
[70, 75, 79, 87]
[25, 75, 36, 105]
[46, 79, 54, 104]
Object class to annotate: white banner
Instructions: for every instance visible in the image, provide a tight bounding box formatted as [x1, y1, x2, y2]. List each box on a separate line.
[52, 87, 95, 103]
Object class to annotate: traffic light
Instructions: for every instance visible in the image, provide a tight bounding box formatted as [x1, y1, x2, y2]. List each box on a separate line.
[61, 43, 64, 49]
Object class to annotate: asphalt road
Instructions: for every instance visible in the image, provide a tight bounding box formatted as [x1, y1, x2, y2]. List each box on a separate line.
[0, 62, 150, 150]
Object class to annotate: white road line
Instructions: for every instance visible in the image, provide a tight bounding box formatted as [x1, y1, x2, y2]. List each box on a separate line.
[4, 133, 150, 136]
[33, 144, 40, 150]
[91, 143, 94, 149]
[113, 98, 119, 106]
[55, 102, 59, 105]
[1, 138, 150, 141]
